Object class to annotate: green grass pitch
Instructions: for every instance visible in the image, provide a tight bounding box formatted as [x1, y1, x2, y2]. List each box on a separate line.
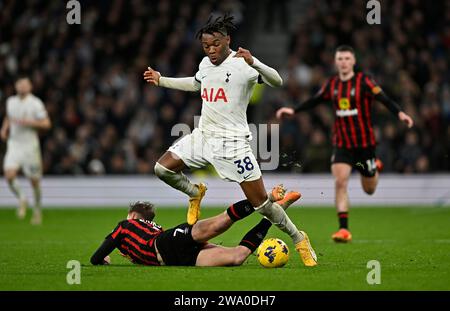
[0, 206, 449, 291]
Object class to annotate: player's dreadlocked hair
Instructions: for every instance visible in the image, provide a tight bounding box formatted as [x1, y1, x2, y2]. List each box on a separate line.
[195, 13, 237, 39]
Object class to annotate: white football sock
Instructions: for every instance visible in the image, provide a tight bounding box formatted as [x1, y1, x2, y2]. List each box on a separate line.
[8, 179, 25, 201]
[154, 162, 199, 197]
[255, 199, 304, 244]
[32, 183, 41, 211]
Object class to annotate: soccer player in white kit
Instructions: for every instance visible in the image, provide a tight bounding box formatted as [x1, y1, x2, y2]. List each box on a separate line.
[1, 77, 51, 225]
[143, 15, 317, 266]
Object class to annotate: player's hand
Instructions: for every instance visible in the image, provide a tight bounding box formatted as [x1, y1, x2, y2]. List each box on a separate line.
[143, 67, 161, 86]
[398, 111, 414, 128]
[276, 107, 295, 119]
[233, 47, 254, 65]
[103, 256, 111, 265]
[0, 128, 8, 141]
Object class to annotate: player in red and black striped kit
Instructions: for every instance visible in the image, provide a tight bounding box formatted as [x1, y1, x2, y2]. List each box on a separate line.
[91, 186, 302, 266]
[276, 45, 414, 243]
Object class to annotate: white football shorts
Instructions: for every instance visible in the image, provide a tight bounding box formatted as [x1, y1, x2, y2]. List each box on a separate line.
[3, 145, 42, 178]
[168, 128, 261, 183]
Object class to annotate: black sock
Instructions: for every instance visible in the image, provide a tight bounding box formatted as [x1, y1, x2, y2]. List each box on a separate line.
[226, 200, 255, 221]
[239, 218, 272, 252]
[338, 212, 349, 229]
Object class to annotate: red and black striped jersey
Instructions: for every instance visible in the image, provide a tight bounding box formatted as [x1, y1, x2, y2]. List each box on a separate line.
[107, 219, 164, 266]
[294, 72, 401, 149]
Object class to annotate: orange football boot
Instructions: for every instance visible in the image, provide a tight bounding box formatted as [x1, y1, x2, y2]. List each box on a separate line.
[277, 191, 301, 210]
[269, 184, 286, 202]
[332, 228, 352, 243]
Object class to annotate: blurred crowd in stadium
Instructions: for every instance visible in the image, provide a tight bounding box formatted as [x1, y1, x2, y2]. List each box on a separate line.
[0, 0, 448, 175]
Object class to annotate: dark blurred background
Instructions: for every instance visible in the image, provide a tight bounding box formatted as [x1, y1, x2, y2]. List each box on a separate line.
[0, 0, 448, 175]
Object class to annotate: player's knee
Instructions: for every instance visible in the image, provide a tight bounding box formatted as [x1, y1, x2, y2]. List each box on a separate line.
[335, 178, 348, 189]
[362, 177, 377, 195]
[5, 171, 16, 182]
[232, 257, 245, 266]
[30, 178, 40, 188]
[232, 249, 248, 266]
[363, 185, 376, 195]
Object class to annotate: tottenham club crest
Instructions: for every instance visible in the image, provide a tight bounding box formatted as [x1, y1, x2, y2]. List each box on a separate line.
[225, 72, 231, 83]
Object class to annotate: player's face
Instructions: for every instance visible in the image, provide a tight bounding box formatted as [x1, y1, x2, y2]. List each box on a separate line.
[335, 51, 356, 75]
[201, 32, 231, 66]
[15, 78, 32, 96]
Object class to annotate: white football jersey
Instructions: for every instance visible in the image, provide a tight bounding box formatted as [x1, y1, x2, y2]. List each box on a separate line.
[6, 94, 47, 149]
[194, 51, 261, 140]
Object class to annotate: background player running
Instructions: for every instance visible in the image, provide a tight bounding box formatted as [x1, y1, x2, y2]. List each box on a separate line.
[1, 77, 51, 225]
[276, 45, 414, 242]
[143, 14, 317, 266]
[91, 188, 301, 267]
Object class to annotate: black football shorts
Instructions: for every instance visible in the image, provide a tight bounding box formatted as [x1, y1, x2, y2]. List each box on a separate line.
[155, 223, 204, 266]
[331, 147, 377, 177]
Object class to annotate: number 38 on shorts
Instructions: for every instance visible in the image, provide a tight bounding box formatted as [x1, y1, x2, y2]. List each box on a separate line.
[234, 156, 254, 174]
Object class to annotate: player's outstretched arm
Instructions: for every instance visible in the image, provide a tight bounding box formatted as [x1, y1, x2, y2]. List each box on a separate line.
[143, 67, 200, 92]
[234, 47, 283, 87]
[276, 95, 324, 120]
[372, 88, 414, 128]
[1, 117, 9, 141]
[365, 75, 413, 128]
[276, 78, 332, 120]
[276, 107, 295, 119]
[398, 111, 414, 128]
[90, 237, 116, 265]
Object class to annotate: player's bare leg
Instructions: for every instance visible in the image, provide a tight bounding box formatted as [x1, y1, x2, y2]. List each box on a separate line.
[240, 178, 317, 266]
[360, 172, 379, 195]
[30, 177, 42, 225]
[5, 169, 27, 219]
[332, 163, 352, 213]
[154, 151, 206, 225]
[191, 211, 234, 242]
[192, 185, 301, 242]
[331, 163, 353, 242]
[196, 244, 251, 266]
[192, 186, 297, 243]
[195, 191, 301, 267]
[157, 151, 187, 173]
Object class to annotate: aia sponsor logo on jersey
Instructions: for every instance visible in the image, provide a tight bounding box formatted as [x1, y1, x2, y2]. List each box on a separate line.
[201, 88, 228, 103]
